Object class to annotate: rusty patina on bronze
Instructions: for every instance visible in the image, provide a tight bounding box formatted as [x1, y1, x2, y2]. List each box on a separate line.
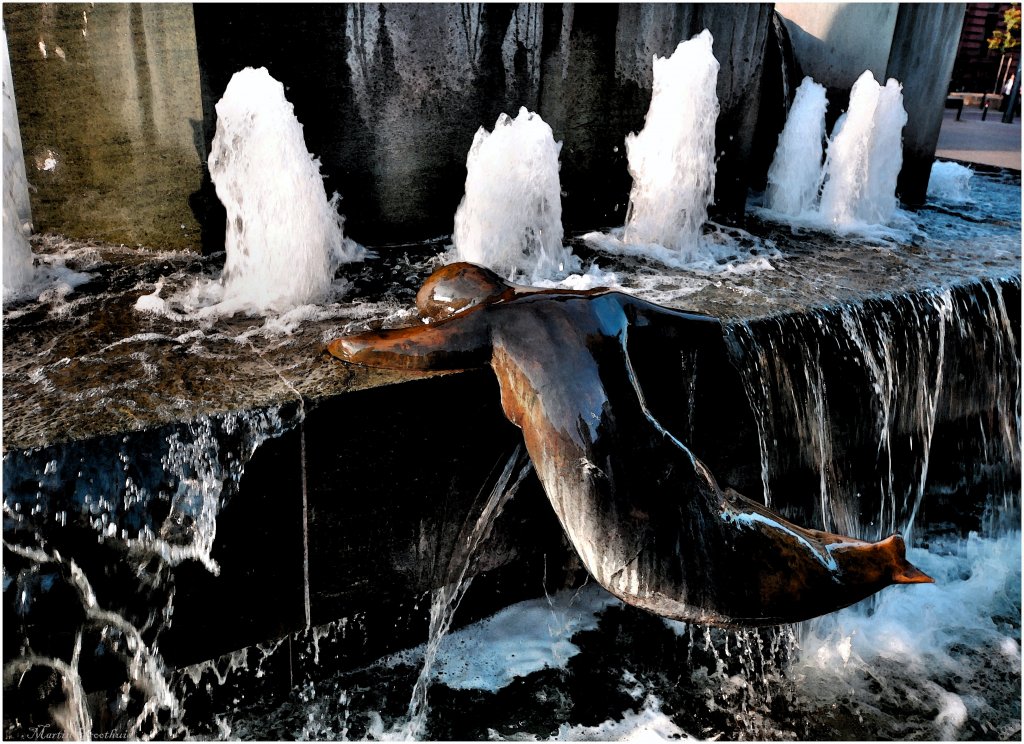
[328, 263, 932, 628]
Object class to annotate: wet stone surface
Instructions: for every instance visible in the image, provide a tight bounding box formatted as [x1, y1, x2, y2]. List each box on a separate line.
[2, 167, 1020, 454]
[2, 237, 449, 451]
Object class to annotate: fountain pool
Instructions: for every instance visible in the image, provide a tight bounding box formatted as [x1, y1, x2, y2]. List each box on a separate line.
[3, 163, 1019, 739]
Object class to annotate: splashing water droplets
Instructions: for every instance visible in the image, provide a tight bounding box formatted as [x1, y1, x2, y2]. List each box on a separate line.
[928, 161, 974, 203]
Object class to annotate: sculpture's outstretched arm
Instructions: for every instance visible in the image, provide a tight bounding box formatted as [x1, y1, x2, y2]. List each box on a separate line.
[327, 308, 493, 371]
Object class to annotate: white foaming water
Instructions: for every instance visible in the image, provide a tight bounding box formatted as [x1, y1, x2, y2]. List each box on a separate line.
[453, 107, 580, 284]
[621, 30, 719, 259]
[764, 77, 829, 215]
[796, 530, 1021, 739]
[384, 583, 620, 694]
[584, 221, 781, 278]
[818, 71, 908, 228]
[928, 160, 974, 203]
[554, 695, 692, 741]
[3, 20, 35, 305]
[207, 67, 362, 314]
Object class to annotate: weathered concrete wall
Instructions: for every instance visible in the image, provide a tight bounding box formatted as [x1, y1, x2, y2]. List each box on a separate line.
[886, 4, 967, 205]
[775, 3, 898, 90]
[4, 2, 965, 248]
[2, 3, 204, 250]
[5, 3, 775, 251]
[192, 3, 774, 248]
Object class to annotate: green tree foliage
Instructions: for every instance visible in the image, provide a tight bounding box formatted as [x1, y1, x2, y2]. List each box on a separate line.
[988, 6, 1021, 54]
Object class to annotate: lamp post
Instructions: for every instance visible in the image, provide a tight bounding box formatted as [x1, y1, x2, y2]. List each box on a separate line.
[1002, 56, 1022, 124]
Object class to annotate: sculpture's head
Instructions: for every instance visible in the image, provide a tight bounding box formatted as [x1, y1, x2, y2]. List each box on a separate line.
[415, 263, 513, 321]
[830, 533, 934, 588]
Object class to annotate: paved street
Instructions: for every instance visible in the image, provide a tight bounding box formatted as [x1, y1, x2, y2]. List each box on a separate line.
[935, 105, 1022, 170]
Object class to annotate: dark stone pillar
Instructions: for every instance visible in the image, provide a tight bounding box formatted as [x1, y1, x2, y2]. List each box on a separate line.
[696, 4, 774, 222]
[886, 3, 967, 206]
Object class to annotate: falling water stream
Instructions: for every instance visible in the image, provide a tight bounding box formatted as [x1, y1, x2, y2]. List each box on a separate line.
[3, 405, 302, 739]
[393, 448, 532, 740]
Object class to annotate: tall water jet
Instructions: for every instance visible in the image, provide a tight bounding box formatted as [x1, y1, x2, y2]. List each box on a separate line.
[2, 21, 34, 305]
[452, 107, 578, 284]
[621, 29, 719, 257]
[764, 77, 829, 216]
[208, 67, 362, 313]
[818, 71, 908, 227]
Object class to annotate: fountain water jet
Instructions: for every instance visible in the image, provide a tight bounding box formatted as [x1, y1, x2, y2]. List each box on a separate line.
[621, 29, 719, 257]
[760, 70, 909, 236]
[764, 77, 829, 216]
[208, 66, 363, 314]
[927, 161, 973, 203]
[452, 107, 579, 284]
[3, 21, 34, 305]
[818, 71, 908, 228]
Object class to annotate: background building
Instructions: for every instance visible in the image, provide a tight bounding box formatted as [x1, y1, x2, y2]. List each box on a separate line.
[950, 3, 1019, 93]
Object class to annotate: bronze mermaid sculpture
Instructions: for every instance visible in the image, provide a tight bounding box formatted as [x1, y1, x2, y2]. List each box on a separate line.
[328, 263, 932, 627]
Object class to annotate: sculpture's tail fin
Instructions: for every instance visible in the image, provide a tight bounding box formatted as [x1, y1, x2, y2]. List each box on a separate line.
[877, 534, 934, 584]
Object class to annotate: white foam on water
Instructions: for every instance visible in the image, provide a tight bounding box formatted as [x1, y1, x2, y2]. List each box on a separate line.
[384, 583, 621, 694]
[795, 530, 1021, 739]
[554, 695, 694, 741]
[130, 260, 415, 341]
[927, 160, 974, 203]
[533, 263, 622, 292]
[621, 30, 719, 260]
[205, 66, 363, 314]
[3, 260, 92, 310]
[752, 198, 924, 246]
[765, 77, 829, 216]
[453, 107, 580, 284]
[583, 222, 781, 282]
